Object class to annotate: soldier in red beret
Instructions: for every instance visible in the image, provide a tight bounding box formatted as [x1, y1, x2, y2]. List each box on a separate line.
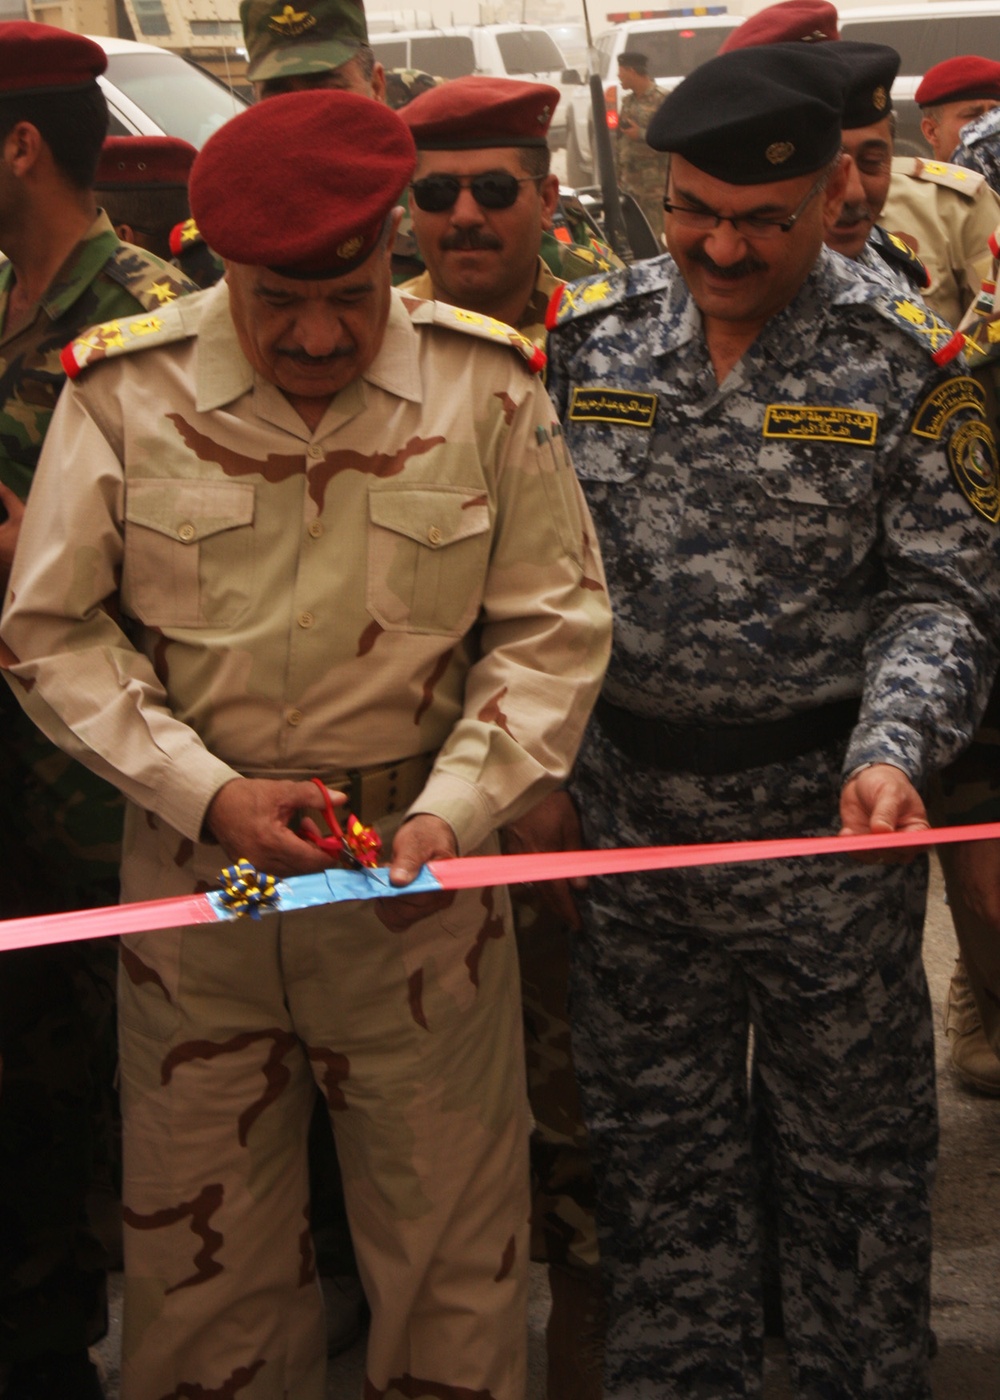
[1, 88, 612, 1400]
[916, 55, 1000, 162]
[718, 0, 839, 52]
[95, 135, 197, 261]
[0, 21, 198, 1400]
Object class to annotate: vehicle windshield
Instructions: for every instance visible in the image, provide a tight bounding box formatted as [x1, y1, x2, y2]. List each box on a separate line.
[596, 24, 738, 78]
[409, 35, 476, 78]
[102, 50, 245, 147]
[495, 29, 565, 73]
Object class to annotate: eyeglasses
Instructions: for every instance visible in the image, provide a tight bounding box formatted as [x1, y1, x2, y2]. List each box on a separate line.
[410, 172, 542, 213]
[662, 173, 828, 240]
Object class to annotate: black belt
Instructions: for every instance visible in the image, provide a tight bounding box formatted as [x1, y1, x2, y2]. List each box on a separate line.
[594, 695, 861, 775]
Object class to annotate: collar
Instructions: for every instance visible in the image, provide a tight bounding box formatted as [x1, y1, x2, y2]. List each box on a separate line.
[194, 282, 424, 418]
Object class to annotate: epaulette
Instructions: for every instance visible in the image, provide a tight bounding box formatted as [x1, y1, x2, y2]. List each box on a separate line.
[104, 244, 198, 310]
[60, 302, 193, 380]
[904, 156, 986, 198]
[869, 225, 930, 291]
[545, 269, 629, 332]
[558, 242, 617, 279]
[404, 297, 546, 376]
[870, 291, 982, 368]
[169, 217, 204, 258]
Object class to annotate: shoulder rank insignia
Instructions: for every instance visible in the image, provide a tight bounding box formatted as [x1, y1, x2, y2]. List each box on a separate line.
[60, 306, 191, 380]
[422, 301, 546, 375]
[911, 157, 986, 197]
[870, 226, 930, 291]
[876, 295, 966, 361]
[545, 270, 627, 332]
[169, 217, 205, 257]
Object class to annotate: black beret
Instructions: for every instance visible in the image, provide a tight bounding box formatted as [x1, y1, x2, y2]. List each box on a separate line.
[646, 44, 846, 183]
[833, 40, 899, 128]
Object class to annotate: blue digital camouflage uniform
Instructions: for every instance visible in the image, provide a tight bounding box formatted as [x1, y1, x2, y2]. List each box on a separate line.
[0, 212, 196, 1369]
[951, 106, 1000, 194]
[545, 247, 1000, 1399]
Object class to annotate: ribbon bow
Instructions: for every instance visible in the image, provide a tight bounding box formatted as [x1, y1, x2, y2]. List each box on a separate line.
[217, 859, 280, 918]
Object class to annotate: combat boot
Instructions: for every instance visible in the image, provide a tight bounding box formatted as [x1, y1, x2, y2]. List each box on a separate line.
[945, 959, 1000, 1095]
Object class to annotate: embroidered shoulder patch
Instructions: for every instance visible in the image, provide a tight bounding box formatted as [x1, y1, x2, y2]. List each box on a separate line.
[763, 405, 878, 446]
[948, 418, 1000, 522]
[545, 271, 626, 330]
[911, 376, 987, 439]
[568, 387, 657, 428]
[913, 158, 985, 196]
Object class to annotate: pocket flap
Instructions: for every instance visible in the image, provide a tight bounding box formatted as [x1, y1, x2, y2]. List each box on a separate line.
[125, 479, 255, 543]
[368, 487, 490, 548]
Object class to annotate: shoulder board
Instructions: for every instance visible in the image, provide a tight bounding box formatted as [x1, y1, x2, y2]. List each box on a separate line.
[169, 217, 205, 258]
[869, 225, 930, 290]
[104, 243, 198, 311]
[908, 157, 986, 197]
[408, 299, 546, 376]
[558, 241, 618, 278]
[545, 268, 630, 332]
[868, 292, 977, 367]
[60, 302, 193, 381]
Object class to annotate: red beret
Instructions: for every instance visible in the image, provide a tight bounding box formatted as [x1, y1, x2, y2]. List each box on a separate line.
[719, 0, 838, 52]
[96, 136, 197, 190]
[189, 90, 415, 278]
[0, 21, 106, 95]
[915, 56, 1000, 107]
[400, 76, 559, 149]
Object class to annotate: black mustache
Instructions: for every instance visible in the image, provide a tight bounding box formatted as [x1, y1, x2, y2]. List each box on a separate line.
[688, 247, 768, 279]
[440, 229, 504, 252]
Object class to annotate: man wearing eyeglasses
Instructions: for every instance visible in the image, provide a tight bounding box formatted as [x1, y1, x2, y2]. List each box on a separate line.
[541, 44, 1000, 1399]
[398, 77, 616, 349]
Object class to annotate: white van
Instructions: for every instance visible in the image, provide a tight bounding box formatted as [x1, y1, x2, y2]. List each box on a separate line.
[95, 35, 247, 148]
[838, 2, 1000, 156]
[369, 24, 573, 145]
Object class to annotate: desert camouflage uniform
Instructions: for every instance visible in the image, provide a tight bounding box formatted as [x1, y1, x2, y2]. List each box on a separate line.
[545, 249, 1000, 1399]
[951, 105, 1000, 194]
[400, 254, 566, 350]
[1, 280, 611, 1400]
[0, 213, 195, 1369]
[616, 84, 669, 248]
[880, 155, 1000, 325]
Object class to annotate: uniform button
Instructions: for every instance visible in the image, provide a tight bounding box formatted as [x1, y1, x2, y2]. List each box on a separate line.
[427, 525, 443, 546]
[287, 709, 303, 726]
[308, 520, 323, 539]
[307, 444, 324, 460]
[178, 522, 196, 542]
[298, 611, 315, 629]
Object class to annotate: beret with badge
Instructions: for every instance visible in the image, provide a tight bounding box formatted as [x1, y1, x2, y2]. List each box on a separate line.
[646, 43, 848, 183]
[718, 0, 839, 53]
[916, 55, 1000, 107]
[400, 75, 559, 149]
[0, 20, 105, 96]
[831, 41, 899, 129]
[189, 89, 415, 277]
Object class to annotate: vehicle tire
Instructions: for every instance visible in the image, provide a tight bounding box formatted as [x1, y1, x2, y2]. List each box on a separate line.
[566, 121, 593, 188]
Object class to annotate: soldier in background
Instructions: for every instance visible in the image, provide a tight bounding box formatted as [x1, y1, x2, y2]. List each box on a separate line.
[543, 45, 1000, 1398]
[240, 0, 385, 99]
[951, 104, 1000, 195]
[614, 52, 669, 249]
[94, 134, 196, 262]
[916, 55, 1000, 164]
[0, 22, 196, 1400]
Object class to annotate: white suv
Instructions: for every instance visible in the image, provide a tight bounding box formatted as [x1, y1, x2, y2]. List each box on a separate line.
[95, 35, 247, 148]
[562, 8, 739, 186]
[369, 24, 573, 145]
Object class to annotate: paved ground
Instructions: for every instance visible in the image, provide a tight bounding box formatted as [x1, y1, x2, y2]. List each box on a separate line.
[95, 855, 1000, 1399]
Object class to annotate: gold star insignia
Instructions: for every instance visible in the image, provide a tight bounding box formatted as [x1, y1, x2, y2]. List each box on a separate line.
[129, 316, 164, 337]
[99, 323, 125, 349]
[149, 281, 177, 305]
[895, 299, 927, 325]
[582, 279, 611, 304]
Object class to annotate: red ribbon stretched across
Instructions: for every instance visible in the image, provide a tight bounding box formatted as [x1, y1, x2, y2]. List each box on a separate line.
[2, 819, 999, 954]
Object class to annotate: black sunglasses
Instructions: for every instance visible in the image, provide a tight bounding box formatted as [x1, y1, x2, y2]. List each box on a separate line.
[410, 171, 542, 213]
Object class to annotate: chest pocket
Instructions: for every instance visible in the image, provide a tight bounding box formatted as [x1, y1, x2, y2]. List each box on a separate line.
[751, 446, 876, 580]
[367, 485, 491, 636]
[122, 479, 256, 629]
